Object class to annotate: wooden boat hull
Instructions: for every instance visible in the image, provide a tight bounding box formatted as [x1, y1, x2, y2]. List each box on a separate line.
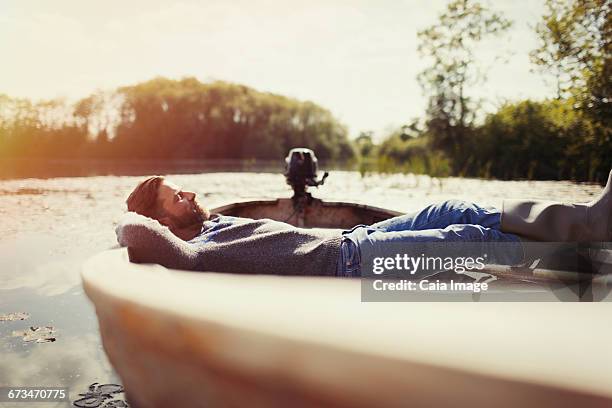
[210, 198, 403, 229]
[82, 196, 612, 406]
[82, 248, 612, 408]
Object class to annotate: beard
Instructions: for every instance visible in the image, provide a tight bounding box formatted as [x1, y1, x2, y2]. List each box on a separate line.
[171, 199, 210, 229]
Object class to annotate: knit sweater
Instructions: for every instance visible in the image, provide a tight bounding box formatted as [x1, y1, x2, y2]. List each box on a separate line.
[115, 212, 343, 276]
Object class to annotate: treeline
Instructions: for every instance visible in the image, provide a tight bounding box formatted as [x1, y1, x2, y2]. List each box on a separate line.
[359, 0, 610, 183]
[360, 98, 609, 181]
[0, 77, 355, 163]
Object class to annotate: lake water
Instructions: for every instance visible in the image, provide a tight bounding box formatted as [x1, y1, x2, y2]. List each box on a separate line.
[0, 171, 603, 406]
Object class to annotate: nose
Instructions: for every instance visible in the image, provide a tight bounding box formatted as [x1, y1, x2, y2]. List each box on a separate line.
[184, 191, 196, 201]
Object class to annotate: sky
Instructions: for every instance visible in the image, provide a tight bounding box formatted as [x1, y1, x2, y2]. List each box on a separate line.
[0, 0, 555, 139]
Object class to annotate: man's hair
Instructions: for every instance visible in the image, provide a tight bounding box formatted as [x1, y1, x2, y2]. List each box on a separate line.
[126, 175, 165, 219]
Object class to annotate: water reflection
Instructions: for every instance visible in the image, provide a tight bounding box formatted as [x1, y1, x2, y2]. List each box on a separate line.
[0, 234, 84, 296]
[0, 287, 120, 406]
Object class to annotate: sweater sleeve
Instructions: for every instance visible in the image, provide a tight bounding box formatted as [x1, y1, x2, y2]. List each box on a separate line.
[115, 212, 199, 270]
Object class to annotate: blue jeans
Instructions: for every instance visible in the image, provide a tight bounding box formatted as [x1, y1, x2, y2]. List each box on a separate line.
[336, 199, 524, 277]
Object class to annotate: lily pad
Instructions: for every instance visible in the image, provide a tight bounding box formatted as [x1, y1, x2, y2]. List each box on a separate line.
[73, 383, 128, 408]
[12, 326, 56, 343]
[0, 312, 30, 322]
[102, 400, 129, 408]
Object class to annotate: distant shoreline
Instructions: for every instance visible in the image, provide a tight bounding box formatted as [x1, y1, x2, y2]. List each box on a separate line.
[0, 158, 604, 185]
[0, 158, 288, 180]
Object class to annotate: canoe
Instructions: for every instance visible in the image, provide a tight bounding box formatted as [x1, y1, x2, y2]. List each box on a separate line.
[82, 248, 612, 408]
[82, 194, 612, 407]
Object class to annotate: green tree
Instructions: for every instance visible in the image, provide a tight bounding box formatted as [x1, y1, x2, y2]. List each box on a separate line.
[530, 0, 611, 180]
[375, 128, 451, 177]
[355, 131, 375, 158]
[417, 0, 512, 172]
[110, 77, 353, 162]
[472, 98, 605, 181]
[530, 0, 576, 99]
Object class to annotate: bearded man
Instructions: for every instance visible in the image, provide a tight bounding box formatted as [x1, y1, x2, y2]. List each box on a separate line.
[116, 171, 611, 277]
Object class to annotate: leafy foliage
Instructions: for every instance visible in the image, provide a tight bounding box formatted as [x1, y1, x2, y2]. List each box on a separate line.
[469, 99, 608, 180]
[0, 78, 355, 164]
[530, 0, 611, 181]
[417, 0, 512, 171]
[364, 0, 610, 183]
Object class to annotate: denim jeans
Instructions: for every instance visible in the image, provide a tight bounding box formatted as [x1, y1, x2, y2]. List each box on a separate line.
[335, 199, 524, 277]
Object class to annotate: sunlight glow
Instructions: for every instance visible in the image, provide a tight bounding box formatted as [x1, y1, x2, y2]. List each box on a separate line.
[0, 0, 551, 139]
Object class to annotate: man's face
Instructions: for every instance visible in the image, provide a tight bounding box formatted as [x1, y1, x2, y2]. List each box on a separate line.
[156, 180, 209, 229]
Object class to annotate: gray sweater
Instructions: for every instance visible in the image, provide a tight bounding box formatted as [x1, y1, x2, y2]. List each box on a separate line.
[116, 212, 343, 276]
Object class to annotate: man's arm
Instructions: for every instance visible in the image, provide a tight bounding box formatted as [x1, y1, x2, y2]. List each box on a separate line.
[115, 212, 199, 270]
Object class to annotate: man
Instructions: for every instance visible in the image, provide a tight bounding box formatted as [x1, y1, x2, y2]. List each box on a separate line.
[117, 171, 611, 277]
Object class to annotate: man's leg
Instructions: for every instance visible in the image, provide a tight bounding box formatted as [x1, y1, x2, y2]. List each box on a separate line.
[370, 199, 502, 232]
[501, 169, 612, 242]
[344, 225, 524, 278]
[342, 200, 524, 277]
[365, 223, 523, 263]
